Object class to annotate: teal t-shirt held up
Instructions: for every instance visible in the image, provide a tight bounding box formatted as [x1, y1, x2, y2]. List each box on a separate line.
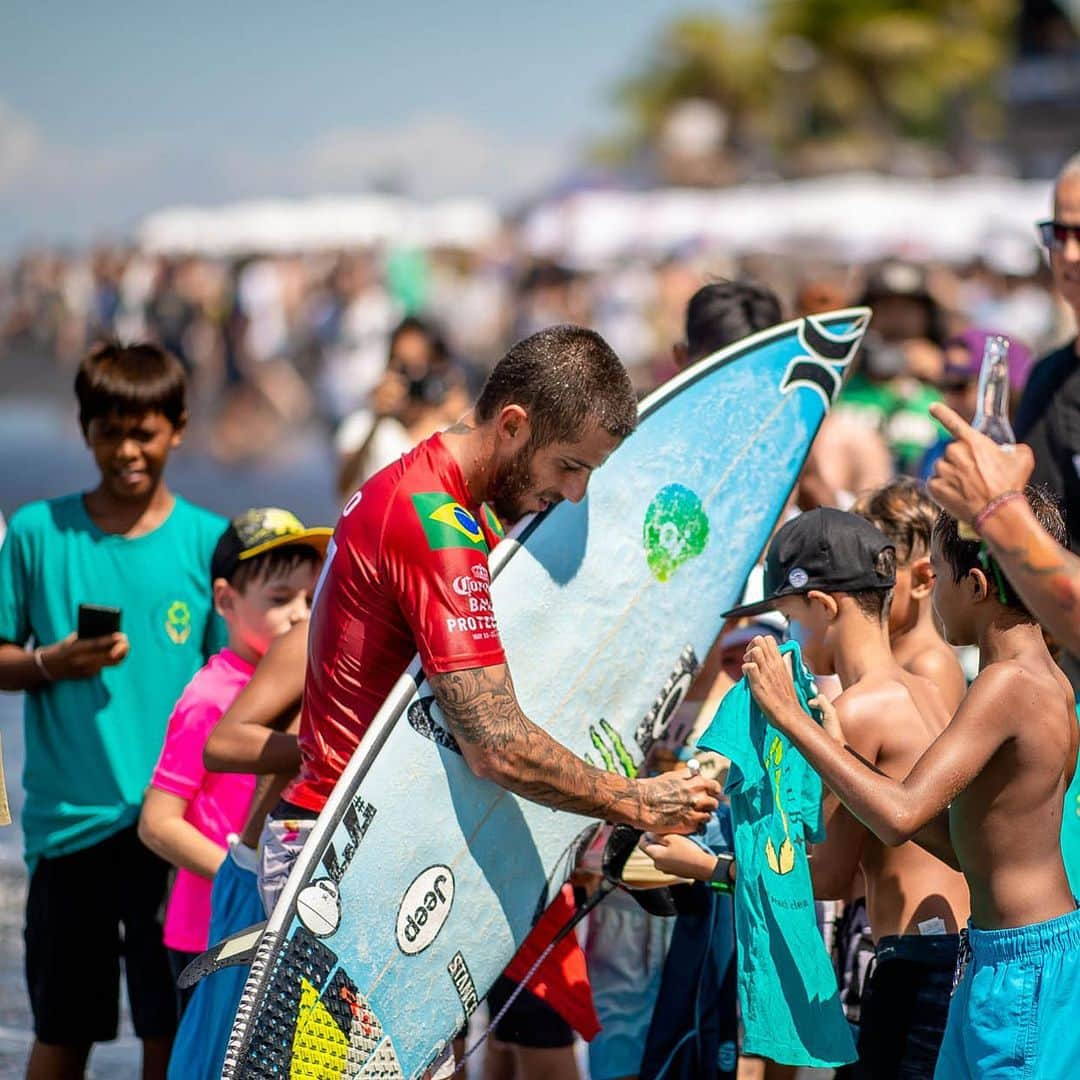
[0, 493, 226, 869]
[697, 640, 856, 1069]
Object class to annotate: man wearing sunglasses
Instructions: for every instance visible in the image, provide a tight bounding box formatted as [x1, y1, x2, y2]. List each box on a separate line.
[1011, 151, 1080, 680]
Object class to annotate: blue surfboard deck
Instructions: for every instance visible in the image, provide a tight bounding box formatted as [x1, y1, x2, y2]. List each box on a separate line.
[223, 309, 870, 1079]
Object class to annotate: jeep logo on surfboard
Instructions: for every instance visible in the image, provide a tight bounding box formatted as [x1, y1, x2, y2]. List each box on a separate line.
[395, 866, 455, 955]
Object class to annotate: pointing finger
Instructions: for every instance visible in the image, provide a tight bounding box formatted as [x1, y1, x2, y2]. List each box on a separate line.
[929, 401, 972, 440]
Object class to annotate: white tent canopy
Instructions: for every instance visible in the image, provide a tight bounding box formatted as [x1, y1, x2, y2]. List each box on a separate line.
[520, 173, 1054, 269]
[137, 173, 1054, 269]
[137, 194, 502, 256]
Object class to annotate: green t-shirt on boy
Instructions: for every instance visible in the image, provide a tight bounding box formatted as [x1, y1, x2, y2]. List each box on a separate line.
[0, 493, 226, 869]
[698, 640, 856, 1069]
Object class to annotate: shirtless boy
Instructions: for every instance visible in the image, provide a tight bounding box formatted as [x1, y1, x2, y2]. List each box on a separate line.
[743, 489, 1079, 1079]
[853, 478, 967, 712]
[644, 508, 970, 1076]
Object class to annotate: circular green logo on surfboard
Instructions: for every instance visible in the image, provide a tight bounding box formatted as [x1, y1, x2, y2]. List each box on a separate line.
[643, 484, 709, 582]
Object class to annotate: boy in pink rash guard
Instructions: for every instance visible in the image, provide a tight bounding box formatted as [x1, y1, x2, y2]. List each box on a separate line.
[138, 508, 329, 1010]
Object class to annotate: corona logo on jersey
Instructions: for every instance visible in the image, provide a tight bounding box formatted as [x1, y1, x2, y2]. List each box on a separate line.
[411, 493, 489, 551]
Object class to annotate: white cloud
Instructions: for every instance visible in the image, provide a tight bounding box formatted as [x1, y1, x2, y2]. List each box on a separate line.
[223, 114, 568, 205]
[0, 101, 42, 188]
[0, 98, 162, 199]
[0, 104, 570, 251]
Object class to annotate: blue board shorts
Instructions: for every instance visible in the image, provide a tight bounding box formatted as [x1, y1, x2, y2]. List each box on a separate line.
[168, 839, 265, 1080]
[934, 905, 1080, 1079]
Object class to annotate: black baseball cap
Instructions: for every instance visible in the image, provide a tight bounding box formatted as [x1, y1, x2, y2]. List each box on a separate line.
[211, 507, 332, 583]
[723, 508, 895, 620]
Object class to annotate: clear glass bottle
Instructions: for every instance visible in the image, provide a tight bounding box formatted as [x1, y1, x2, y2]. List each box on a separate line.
[959, 335, 1014, 538]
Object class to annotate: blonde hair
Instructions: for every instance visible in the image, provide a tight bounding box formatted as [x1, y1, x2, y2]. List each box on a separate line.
[852, 478, 938, 565]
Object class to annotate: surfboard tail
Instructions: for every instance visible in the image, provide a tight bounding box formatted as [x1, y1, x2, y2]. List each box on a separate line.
[222, 928, 281, 1079]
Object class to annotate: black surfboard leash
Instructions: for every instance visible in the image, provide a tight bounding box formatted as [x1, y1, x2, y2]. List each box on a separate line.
[449, 822, 646, 1075]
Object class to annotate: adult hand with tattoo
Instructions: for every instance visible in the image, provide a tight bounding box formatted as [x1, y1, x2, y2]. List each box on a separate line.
[742, 635, 807, 733]
[927, 402, 1035, 525]
[634, 767, 721, 833]
[428, 664, 719, 833]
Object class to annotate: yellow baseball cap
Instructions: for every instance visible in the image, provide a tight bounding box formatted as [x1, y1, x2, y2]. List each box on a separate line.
[211, 508, 332, 581]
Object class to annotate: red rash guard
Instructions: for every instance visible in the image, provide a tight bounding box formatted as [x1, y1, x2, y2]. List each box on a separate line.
[284, 433, 595, 1037]
[284, 434, 506, 812]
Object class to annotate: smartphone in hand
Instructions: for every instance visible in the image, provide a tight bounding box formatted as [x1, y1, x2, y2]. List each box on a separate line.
[77, 604, 122, 639]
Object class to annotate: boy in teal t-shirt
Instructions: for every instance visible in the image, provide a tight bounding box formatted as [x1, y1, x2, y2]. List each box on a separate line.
[697, 640, 856, 1069]
[0, 342, 225, 1078]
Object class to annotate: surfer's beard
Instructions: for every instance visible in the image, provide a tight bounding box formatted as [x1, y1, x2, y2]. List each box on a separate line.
[488, 442, 540, 524]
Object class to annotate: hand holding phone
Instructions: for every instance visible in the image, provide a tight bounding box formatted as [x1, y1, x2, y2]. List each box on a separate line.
[77, 604, 122, 639]
[35, 606, 128, 682]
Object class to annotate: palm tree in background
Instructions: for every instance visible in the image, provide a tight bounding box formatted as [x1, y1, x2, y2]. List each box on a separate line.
[599, 0, 1018, 181]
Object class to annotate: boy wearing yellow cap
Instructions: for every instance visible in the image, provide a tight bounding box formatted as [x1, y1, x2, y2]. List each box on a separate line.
[138, 508, 329, 1014]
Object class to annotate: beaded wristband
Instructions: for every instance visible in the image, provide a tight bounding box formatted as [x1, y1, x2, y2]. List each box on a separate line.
[974, 490, 1025, 533]
[32, 647, 54, 682]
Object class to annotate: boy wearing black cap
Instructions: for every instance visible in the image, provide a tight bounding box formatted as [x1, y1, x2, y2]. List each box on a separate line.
[744, 493, 1079, 1080]
[138, 508, 329, 1025]
[724, 508, 969, 1078]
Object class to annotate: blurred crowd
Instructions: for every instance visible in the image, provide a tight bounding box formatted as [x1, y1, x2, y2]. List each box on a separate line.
[2, 236, 1076, 494]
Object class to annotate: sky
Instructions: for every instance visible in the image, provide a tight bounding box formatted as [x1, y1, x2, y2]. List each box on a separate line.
[0, 3, 746, 253]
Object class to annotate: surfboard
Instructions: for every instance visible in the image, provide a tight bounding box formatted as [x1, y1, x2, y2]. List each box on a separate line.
[222, 308, 870, 1079]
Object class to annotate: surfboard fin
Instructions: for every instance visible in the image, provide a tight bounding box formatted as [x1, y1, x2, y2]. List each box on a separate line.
[177, 922, 267, 989]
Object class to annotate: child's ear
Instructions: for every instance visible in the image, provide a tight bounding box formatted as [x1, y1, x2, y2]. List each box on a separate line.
[968, 567, 990, 604]
[807, 590, 839, 620]
[909, 555, 934, 599]
[170, 411, 188, 449]
[213, 578, 235, 619]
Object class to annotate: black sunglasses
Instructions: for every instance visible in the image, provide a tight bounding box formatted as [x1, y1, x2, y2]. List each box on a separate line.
[1038, 220, 1080, 250]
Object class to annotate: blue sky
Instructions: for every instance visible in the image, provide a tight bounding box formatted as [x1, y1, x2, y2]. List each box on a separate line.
[0, 3, 747, 252]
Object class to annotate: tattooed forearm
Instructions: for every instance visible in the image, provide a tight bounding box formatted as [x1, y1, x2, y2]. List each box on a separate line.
[428, 665, 711, 831]
[428, 666, 531, 753]
[430, 665, 639, 820]
[981, 500, 1080, 653]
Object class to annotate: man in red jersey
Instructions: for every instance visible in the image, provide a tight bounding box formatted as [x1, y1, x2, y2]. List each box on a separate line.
[269, 326, 716, 872]
[209, 325, 719, 1076]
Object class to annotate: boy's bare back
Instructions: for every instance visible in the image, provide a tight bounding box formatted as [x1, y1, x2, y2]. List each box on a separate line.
[834, 667, 970, 937]
[950, 642, 1076, 929]
[892, 628, 967, 714]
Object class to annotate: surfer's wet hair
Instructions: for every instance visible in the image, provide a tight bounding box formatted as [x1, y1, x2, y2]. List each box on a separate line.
[853, 478, 938, 563]
[685, 280, 782, 363]
[475, 325, 637, 447]
[75, 340, 187, 436]
[934, 486, 1067, 617]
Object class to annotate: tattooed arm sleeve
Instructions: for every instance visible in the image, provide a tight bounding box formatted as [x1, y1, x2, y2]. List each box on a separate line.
[428, 663, 707, 832]
[981, 499, 1080, 655]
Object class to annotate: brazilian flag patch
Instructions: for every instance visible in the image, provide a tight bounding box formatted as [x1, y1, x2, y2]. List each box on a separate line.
[482, 504, 505, 539]
[412, 493, 489, 551]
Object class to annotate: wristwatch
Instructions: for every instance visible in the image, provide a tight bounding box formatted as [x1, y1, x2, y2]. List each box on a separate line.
[708, 852, 735, 894]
